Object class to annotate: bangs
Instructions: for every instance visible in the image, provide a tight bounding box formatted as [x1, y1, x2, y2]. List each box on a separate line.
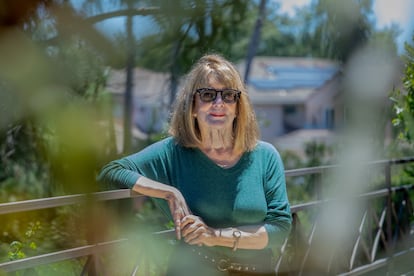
[196, 70, 237, 89]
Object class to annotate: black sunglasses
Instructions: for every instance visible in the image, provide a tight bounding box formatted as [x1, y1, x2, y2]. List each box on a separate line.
[196, 88, 241, 104]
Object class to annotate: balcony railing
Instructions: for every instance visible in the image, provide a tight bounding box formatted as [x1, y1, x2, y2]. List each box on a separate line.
[1, 157, 413, 275]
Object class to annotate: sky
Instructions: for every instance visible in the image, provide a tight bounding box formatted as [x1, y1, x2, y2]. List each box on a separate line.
[88, 0, 414, 53]
[277, 0, 414, 52]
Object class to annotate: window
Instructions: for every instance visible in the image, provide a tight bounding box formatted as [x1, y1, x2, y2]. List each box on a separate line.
[283, 105, 297, 115]
[325, 108, 334, 129]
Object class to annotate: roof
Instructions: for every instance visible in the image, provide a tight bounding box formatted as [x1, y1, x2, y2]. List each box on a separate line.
[239, 57, 339, 104]
[106, 56, 340, 106]
[106, 67, 170, 105]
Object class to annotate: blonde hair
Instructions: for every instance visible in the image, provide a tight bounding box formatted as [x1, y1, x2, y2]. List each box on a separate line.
[168, 54, 259, 152]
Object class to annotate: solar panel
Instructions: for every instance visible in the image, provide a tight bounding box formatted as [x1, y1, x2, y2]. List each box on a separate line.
[250, 65, 338, 90]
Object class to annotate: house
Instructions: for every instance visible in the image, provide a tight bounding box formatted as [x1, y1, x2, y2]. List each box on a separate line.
[105, 56, 342, 154]
[237, 57, 341, 146]
[106, 67, 171, 135]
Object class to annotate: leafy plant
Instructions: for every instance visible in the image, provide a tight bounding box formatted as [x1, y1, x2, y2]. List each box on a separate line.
[391, 34, 414, 186]
[391, 35, 414, 144]
[7, 221, 41, 261]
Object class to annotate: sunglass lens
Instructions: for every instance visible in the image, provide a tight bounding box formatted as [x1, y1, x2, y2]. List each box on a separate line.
[222, 90, 237, 103]
[200, 90, 216, 102]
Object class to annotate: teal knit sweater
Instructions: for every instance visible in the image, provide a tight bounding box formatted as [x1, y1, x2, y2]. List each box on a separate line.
[98, 137, 291, 255]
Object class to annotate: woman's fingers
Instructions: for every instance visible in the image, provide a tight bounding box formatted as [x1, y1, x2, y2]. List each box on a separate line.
[172, 207, 187, 240]
[174, 219, 181, 240]
[180, 215, 209, 244]
[180, 215, 196, 228]
[169, 194, 190, 238]
[184, 227, 206, 244]
[180, 215, 202, 235]
[166, 189, 192, 240]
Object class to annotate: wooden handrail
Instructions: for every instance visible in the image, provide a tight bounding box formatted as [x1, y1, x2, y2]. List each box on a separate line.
[0, 189, 142, 215]
[2, 184, 410, 216]
[2, 157, 413, 215]
[0, 239, 127, 272]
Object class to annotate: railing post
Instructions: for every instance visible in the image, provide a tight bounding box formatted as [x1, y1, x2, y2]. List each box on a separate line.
[315, 173, 323, 200]
[291, 213, 300, 274]
[385, 162, 393, 253]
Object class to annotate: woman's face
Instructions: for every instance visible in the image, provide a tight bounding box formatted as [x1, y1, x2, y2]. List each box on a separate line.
[192, 80, 238, 132]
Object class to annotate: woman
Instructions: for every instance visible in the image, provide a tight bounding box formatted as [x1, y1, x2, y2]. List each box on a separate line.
[98, 54, 291, 275]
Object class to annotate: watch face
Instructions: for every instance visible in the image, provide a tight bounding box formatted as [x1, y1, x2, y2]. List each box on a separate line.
[233, 230, 241, 238]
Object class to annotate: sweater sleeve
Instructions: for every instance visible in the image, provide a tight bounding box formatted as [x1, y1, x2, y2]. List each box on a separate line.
[262, 144, 292, 250]
[97, 138, 173, 189]
[98, 157, 142, 189]
[97, 138, 174, 220]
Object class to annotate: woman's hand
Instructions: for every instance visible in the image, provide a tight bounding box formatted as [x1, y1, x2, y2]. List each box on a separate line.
[165, 189, 191, 240]
[131, 177, 191, 240]
[180, 215, 218, 246]
[181, 216, 270, 250]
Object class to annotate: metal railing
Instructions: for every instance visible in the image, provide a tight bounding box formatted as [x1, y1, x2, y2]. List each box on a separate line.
[277, 157, 414, 275]
[1, 157, 413, 275]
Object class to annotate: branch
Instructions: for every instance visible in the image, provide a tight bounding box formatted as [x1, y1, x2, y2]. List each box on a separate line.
[84, 7, 161, 24]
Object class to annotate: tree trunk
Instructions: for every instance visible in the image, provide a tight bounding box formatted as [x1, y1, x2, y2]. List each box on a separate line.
[244, 0, 267, 84]
[123, 0, 135, 153]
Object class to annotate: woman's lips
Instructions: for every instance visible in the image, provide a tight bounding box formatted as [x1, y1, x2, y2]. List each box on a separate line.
[210, 113, 225, 117]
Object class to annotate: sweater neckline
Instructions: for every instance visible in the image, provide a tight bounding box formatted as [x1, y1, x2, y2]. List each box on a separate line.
[194, 147, 248, 171]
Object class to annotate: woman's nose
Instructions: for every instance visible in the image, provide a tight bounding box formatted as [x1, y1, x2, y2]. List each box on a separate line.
[213, 92, 224, 104]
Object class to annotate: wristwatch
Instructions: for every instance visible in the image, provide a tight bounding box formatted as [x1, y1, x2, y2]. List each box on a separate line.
[232, 229, 241, 251]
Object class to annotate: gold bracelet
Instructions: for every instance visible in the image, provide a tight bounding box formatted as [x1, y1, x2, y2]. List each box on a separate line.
[232, 229, 241, 251]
